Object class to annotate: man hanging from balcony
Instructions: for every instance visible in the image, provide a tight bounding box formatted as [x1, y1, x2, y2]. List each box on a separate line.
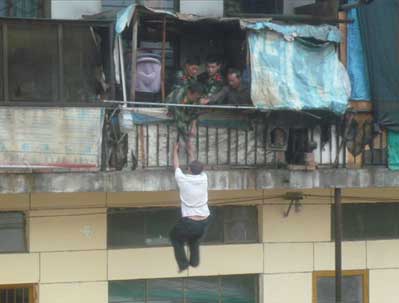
[198, 55, 224, 100]
[170, 141, 210, 272]
[200, 68, 251, 106]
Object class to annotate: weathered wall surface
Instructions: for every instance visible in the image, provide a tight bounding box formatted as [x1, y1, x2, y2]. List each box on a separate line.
[0, 167, 397, 193]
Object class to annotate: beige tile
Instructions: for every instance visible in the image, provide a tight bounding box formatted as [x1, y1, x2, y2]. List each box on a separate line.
[40, 250, 107, 283]
[0, 253, 39, 284]
[29, 210, 106, 252]
[314, 241, 366, 270]
[108, 247, 186, 280]
[369, 269, 399, 303]
[0, 194, 30, 210]
[31, 192, 106, 209]
[367, 240, 399, 269]
[263, 273, 312, 303]
[262, 205, 330, 242]
[40, 282, 107, 303]
[188, 244, 263, 276]
[107, 191, 180, 207]
[264, 243, 313, 273]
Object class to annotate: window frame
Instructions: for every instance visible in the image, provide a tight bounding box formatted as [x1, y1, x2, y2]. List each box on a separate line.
[0, 211, 28, 254]
[109, 274, 259, 303]
[0, 19, 112, 106]
[107, 206, 259, 249]
[0, 284, 35, 303]
[312, 270, 369, 303]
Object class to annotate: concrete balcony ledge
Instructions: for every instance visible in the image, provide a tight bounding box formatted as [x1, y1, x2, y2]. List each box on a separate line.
[0, 167, 396, 194]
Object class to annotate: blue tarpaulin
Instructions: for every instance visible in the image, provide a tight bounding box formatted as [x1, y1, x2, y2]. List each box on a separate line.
[347, 0, 371, 101]
[246, 22, 350, 113]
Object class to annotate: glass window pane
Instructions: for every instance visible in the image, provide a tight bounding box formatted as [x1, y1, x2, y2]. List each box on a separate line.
[7, 23, 58, 101]
[109, 280, 145, 303]
[317, 275, 363, 303]
[203, 208, 223, 244]
[186, 277, 219, 303]
[221, 275, 256, 303]
[340, 204, 367, 240]
[145, 209, 179, 246]
[0, 212, 26, 252]
[63, 25, 98, 103]
[108, 209, 145, 248]
[148, 278, 183, 303]
[364, 204, 398, 239]
[223, 207, 258, 243]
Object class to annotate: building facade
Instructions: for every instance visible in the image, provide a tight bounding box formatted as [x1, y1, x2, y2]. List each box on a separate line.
[1, 1, 398, 303]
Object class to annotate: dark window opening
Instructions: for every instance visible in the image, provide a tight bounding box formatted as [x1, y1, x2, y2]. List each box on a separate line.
[0, 0, 50, 18]
[0, 285, 33, 303]
[109, 275, 258, 303]
[0, 211, 26, 253]
[225, 0, 283, 15]
[107, 206, 258, 249]
[286, 128, 309, 165]
[332, 203, 399, 241]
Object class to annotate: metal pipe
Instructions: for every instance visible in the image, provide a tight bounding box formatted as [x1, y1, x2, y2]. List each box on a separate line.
[104, 100, 256, 110]
[118, 35, 127, 105]
[227, 13, 353, 24]
[334, 188, 343, 303]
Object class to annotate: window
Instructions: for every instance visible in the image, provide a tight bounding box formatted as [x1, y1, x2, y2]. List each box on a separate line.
[225, 0, 283, 16]
[313, 270, 369, 303]
[109, 275, 258, 303]
[7, 23, 58, 102]
[0, 212, 26, 253]
[107, 206, 258, 248]
[0, 0, 49, 18]
[332, 203, 399, 241]
[0, 285, 34, 303]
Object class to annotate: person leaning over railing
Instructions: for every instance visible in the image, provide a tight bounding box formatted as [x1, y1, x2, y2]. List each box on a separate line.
[200, 68, 251, 106]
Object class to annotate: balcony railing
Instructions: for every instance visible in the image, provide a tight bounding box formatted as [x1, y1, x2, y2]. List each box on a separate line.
[107, 109, 387, 171]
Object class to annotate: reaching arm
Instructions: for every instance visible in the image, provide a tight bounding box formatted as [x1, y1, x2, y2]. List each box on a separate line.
[173, 143, 180, 171]
[186, 137, 195, 163]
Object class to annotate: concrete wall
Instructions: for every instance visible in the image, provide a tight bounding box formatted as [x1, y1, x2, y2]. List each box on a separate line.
[0, 189, 399, 302]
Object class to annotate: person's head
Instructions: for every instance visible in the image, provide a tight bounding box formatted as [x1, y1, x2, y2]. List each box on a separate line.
[186, 82, 204, 102]
[206, 55, 221, 77]
[188, 160, 204, 175]
[227, 68, 242, 89]
[184, 57, 201, 78]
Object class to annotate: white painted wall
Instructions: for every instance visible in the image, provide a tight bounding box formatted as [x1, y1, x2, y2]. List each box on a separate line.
[51, 0, 102, 19]
[180, 0, 223, 17]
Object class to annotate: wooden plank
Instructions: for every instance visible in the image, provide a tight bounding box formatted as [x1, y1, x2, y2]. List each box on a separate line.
[130, 13, 139, 102]
[338, 11, 347, 67]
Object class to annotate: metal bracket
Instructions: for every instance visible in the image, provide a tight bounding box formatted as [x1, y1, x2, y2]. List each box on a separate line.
[283, 192, 304, 217]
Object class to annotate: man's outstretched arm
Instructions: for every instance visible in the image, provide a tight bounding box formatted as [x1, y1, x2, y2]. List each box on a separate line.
[173, 143, 180, 171]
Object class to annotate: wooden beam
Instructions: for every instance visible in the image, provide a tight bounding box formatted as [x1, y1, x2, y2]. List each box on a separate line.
[161, 16, 167, 101]
[338, 11, 348, 67]
[129, 13, 139, 103]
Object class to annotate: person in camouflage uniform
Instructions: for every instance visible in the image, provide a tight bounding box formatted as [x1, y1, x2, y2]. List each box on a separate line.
[168, 82, 204, 147]
[198, 56, 224, 102]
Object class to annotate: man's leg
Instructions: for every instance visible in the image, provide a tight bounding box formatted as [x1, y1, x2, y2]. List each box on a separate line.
[188, 237, 201, 267]
[169, 221, 189, 271]
[188, 220, 208, 267]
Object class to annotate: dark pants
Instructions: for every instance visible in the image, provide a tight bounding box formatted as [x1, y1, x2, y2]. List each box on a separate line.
[169, 217, 208, 271]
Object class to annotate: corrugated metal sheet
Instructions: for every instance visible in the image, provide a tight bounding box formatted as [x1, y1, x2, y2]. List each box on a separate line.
[102, 0, 174, 11]
[0, 107, 104, 171]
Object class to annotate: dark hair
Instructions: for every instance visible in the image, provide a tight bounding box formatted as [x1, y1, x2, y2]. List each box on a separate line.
[187, 82, 204, 95]
[206, 55, 221, 65]
[189, 160, 204, 175]
[185, 56, 201, 66]
[227, 68, 241, 78]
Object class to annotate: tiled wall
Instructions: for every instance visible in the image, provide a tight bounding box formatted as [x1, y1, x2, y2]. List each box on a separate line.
[0, 189, 399, 302]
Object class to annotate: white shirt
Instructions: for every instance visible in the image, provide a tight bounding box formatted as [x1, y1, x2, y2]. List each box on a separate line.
[175, 168, 210, 218]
